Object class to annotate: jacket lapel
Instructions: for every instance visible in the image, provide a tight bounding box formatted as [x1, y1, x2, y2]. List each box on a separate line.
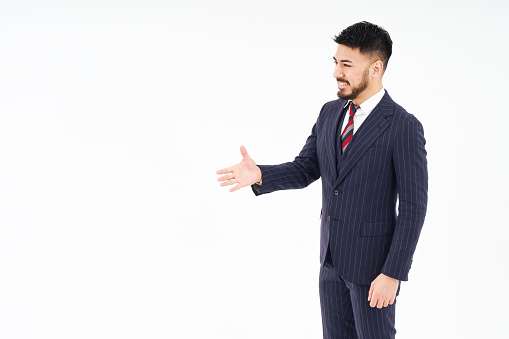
[333, 92, 394, 188]
[324, 100, 347, 179]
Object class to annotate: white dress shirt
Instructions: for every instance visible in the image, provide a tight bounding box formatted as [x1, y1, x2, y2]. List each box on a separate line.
[340, 87, 386, 136]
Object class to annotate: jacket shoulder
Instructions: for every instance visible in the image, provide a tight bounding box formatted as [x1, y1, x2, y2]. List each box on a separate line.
[318, 99, 345, 118]
[388, 98, 424, 129]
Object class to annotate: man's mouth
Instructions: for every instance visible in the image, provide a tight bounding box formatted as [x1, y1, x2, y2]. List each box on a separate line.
[337, 81, 349, 89]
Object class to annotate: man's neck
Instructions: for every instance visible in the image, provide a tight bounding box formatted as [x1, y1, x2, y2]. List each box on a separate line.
[353, 84, 383, 106]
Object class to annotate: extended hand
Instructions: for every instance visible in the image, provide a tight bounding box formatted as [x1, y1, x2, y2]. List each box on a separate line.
[216, 145, 262, 192]
[368, 273, 399, 309]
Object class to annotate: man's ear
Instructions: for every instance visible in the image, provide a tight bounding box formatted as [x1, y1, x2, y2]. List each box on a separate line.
[371, 60, 384, 78]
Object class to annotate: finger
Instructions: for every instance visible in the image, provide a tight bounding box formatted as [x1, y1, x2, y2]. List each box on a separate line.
[368, 285, 373, 302]
[240, 145, 250, 160]
[217, 174, 234, 182]
[216, 167, 234, 175]
[229, 183, 243, 192]
[388, 298, 395, 305]
[377, 299, 384, 309]
[220, 179, 237, 187]
[369, 295, 377, 308]
[383, 299, 389, 308]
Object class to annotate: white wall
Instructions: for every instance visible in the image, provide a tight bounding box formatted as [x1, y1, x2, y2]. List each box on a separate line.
[0, 0, 507, 338]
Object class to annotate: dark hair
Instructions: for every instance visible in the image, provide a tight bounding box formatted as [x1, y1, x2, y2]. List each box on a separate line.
[333, 21, 392, 71]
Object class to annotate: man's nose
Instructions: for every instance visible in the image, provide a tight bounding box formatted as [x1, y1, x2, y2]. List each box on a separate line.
[333, 65, 344, 79]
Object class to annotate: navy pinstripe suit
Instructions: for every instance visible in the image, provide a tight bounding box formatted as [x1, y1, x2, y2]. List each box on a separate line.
[251, 91, 428, 338]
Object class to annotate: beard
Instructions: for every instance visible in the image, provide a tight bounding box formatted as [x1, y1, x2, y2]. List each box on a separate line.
[336, 67, 370, 101]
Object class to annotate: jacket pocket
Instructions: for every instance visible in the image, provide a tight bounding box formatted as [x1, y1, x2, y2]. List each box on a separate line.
[360, 221, 394, 237]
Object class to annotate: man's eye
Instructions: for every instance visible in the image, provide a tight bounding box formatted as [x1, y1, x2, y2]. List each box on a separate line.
[344, 64, 351, 67]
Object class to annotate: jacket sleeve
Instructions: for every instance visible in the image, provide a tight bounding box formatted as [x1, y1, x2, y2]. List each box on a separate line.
[251, 104, 327, 196]
[381, 114, 428, 281]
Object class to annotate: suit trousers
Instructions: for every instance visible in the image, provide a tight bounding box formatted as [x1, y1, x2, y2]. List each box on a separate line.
[319, 245, 401, 339]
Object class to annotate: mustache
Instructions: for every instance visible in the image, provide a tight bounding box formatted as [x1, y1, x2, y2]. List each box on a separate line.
[336, 78, 349, 84]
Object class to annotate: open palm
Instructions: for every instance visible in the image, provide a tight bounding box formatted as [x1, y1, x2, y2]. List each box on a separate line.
[216, 145, 262, 192]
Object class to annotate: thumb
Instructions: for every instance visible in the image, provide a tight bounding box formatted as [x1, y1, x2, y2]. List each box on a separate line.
[240, 145, 250, 159]
[368, 284, 373, 301]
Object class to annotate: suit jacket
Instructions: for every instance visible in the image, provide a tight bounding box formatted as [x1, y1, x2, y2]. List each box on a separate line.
[252, 91, 428, 285]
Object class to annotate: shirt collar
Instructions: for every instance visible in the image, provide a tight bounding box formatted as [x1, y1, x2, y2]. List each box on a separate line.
[343, 87, 386, 115]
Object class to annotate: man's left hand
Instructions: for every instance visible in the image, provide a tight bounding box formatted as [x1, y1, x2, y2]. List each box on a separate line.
[368, 273, 399, 308]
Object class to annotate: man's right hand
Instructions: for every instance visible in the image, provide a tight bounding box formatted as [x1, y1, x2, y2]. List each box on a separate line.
[216, 145, 262, 192]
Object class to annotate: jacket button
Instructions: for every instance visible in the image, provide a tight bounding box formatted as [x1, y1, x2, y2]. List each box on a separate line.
[327, 216, 330, 221]
[333, 190, 339, 196]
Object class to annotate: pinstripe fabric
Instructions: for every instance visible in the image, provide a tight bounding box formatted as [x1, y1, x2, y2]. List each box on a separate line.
[320, 252, 400, 339]
[251, 91, 427, 337]
[251, 91, 428, 285]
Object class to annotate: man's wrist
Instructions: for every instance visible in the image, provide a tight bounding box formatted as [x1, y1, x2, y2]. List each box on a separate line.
[255, 166, 262, 185]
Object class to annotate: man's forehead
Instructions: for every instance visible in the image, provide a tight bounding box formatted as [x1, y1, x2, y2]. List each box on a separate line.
[334, 44, 365, 62]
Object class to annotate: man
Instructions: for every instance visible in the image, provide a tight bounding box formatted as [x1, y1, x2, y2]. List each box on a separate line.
[216, 21, 428, 338]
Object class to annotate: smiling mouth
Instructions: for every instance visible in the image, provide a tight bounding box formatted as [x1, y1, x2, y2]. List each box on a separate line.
[337, 81, 349, 89]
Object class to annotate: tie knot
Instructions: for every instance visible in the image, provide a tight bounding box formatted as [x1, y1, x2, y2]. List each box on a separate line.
[350, 101, 359, 115]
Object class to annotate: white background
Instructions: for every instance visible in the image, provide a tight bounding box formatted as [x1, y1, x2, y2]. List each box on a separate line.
[1, 0, 508, 338]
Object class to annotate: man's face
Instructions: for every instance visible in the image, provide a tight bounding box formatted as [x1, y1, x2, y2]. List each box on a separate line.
[333, 44, 372, 101]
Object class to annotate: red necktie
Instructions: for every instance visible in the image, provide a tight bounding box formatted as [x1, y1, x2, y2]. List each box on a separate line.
[341, 102, 359, 152]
